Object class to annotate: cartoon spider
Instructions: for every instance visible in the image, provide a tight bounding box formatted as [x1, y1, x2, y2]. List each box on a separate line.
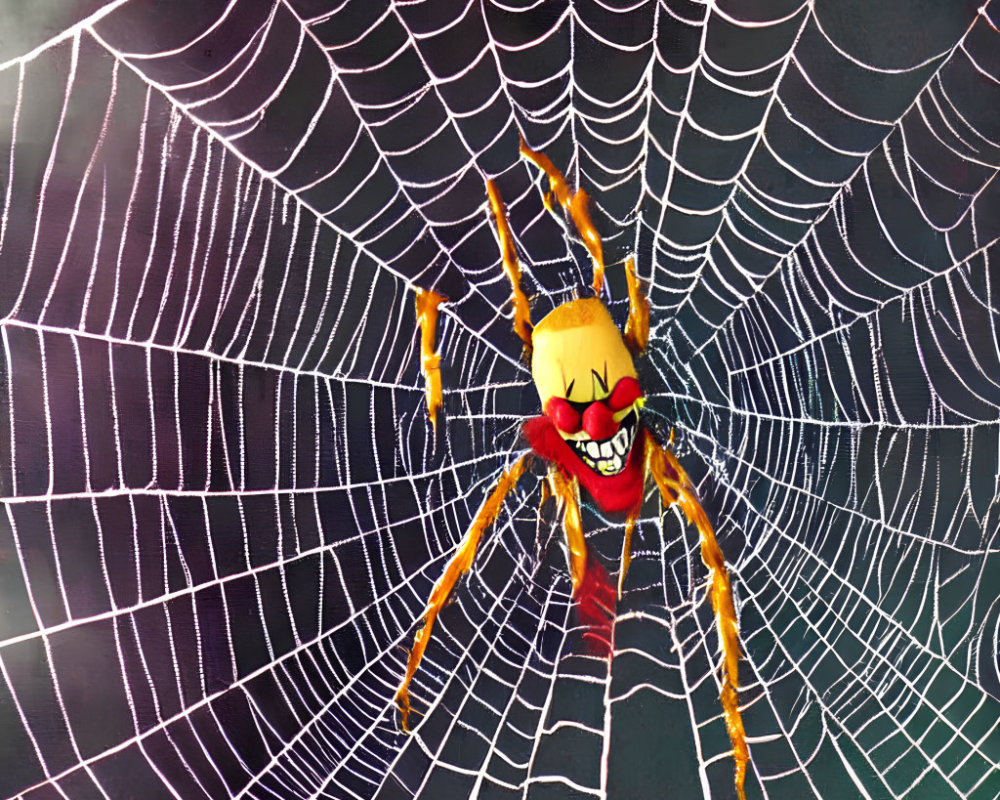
[398, 139, 749, 799]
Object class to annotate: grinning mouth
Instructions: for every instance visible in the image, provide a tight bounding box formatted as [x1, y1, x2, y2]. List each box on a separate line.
[568, 411, 638, 476]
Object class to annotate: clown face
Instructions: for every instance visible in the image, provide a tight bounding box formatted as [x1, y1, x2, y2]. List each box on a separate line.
[531, 298, 644, 476]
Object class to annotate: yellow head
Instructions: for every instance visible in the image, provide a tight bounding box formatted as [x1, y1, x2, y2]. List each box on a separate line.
[531, 298, 636, 406]
[530, 298, 643, 475]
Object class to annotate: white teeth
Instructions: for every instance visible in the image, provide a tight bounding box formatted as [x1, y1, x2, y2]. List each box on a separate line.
[573, 415, 636, 476]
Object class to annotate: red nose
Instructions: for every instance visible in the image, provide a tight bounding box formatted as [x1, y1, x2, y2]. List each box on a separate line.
[582, 401, 618, 440]
[544, 397, 582, 434]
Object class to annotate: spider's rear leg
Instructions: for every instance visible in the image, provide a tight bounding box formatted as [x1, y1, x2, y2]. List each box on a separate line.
[546, 468, 617, 655]
[623, 257, 649, 355]
[644, 430, 749, 800]
[395, 455, 528, 731]
[545, 468, 587, 592]
[617, 506, 641, 599]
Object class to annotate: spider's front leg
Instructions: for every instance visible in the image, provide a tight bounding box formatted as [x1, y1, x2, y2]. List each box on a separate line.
[395, 455, 528, 731]
[486, 179, 533, 351]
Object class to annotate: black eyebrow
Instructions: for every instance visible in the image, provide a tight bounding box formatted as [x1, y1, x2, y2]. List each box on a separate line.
[590, 362, 608, 395]
[563, 378, 575, 397]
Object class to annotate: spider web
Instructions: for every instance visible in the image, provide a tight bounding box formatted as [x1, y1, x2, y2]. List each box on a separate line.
[1, 0, 999, 798]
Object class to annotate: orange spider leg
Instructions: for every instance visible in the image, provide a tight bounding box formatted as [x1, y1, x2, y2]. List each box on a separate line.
[644, 430, 748, 800]
[617, 505, 641, 599]
[395, 455, 528, 732]
[415, 288, 446, 430]
[610, 257, 649, 594]
[518, 136, 606, 296]
[623, 256, 650, 354]
[538, 474, 552, 508]
[544, 468, 587, 593]
[486, 179, 533, 351]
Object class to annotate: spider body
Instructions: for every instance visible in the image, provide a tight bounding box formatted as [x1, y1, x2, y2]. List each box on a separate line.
[398, 141, 749, 800]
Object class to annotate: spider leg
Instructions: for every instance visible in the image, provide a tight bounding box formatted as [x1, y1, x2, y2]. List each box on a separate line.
[395, 455, 528, 732]
[414, 288, 446, 430]
[485, 179, 533, 351]
[617, 505, 640, 599]
[623, 256, 650, 354]
[546, 467, 618, 656]
[643, 430, 749, 800]
[544, 468, 587, 593]
[519, 136, 606, 296]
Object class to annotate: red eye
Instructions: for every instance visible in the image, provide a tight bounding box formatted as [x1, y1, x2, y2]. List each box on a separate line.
[607, 377, 642, 411]
[544, 397, 582, 434]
